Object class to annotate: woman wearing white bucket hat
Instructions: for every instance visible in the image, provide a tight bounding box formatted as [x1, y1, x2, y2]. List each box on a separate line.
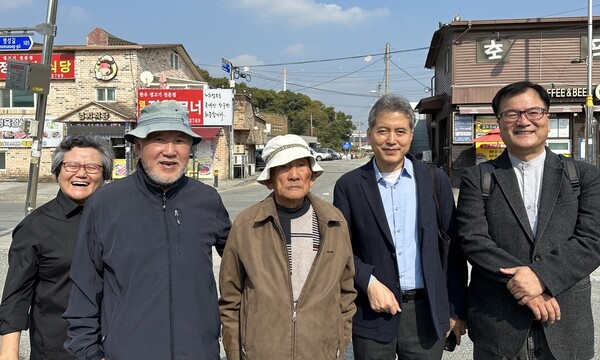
[219, 134, 356, 359]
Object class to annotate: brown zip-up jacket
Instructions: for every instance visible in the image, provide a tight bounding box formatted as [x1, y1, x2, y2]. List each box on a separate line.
[219, 192, 356, 360]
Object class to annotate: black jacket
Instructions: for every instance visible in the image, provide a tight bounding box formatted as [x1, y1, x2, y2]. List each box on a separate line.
[64, 166, 231, 360]
[0, 190, 82, 359]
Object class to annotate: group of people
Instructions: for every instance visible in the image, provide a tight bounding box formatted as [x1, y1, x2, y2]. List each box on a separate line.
[0, 80, 597, 360]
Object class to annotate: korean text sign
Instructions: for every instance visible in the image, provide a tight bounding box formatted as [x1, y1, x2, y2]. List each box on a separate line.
[137, 89, 233, 126]
[0, 53, 75, 80]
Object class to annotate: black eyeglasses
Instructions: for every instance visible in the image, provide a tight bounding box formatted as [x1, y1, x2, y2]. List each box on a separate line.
[62, 162, 103, 174]
[499, 107, 547, 123]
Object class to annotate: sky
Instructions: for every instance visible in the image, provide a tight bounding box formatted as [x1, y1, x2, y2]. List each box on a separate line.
[0, 0, 595, 129]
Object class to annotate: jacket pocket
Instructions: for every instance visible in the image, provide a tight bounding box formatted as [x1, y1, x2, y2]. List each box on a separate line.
[101, 299, 123, 355]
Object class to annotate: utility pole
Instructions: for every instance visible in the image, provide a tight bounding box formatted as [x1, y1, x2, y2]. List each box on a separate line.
[384, 43, 390, 95]
[310, 113, 313, 136]
[24, 0, 58, 214]
[585, 0, 596, 166]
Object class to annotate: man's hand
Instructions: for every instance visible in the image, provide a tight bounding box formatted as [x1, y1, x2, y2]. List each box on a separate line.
[367, 278, 401, 315]
[445, 316, 467, 345]
[500, 266, 545, 301]
[524, 293, 561, 324]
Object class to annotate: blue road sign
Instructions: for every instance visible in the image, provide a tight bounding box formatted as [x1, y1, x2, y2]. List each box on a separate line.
[221, 63, 231, 74]
[0, 35, 34, 51]
[342, 142, 352, 149]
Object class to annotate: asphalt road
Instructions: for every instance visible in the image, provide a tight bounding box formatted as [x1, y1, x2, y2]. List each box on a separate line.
[0, 158, 599, 359]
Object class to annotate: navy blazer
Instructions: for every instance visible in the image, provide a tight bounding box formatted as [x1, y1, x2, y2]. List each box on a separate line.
[333, 153, 467, 343]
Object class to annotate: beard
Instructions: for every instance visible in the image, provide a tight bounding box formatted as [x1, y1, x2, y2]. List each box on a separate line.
[141, 158, 188, 189]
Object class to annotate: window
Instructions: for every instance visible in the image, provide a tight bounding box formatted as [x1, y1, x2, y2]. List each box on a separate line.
[170, 51, 180, 70]
[96, 88, 116, 102]
[0, 151, 6, 170]
[0, 89, 35, 108]
[444, 49, 450, 74]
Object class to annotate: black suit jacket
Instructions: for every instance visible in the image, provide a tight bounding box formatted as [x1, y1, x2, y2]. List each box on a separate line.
[333, 153, 467, 342]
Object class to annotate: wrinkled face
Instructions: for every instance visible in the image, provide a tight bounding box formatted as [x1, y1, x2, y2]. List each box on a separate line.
[497, 88, 550, 161]
[266, 157, 316, 209]
[367, 111, 414, 173]
[58, 147, 105, 204]
[136, 131, 192, 190]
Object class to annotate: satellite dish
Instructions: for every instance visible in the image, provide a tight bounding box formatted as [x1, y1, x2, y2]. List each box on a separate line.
[139, 71, 154, 86]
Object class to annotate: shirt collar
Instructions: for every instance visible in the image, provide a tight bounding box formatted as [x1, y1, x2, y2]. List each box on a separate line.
[56, 189, 85, 218]
[373, 157, 414, 184]
[508, 149, 546, 169]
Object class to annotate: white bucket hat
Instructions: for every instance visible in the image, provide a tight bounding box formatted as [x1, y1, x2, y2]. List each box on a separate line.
[257, 134, 324, 184]
[124, 100, 201, 145]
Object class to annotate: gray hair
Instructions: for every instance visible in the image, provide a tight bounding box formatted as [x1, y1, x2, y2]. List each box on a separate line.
[367, 94, 416, 130]
[51, 134, 115, 181]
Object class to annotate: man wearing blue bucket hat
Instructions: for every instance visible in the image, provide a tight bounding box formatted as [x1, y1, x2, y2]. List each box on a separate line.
[64, 101, 231, 360]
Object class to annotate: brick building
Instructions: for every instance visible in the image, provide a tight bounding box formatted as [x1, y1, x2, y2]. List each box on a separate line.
[0, 27, 266, 182]
[416, 16, 600, 185]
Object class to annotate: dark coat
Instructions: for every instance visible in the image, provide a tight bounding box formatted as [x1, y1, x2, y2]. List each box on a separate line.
[333, 153, 467, 342]
[456, 149, 600, 359]
[64, 166, 231, 360]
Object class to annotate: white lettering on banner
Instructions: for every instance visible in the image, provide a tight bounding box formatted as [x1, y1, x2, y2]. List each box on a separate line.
[483, 39, 504, 60]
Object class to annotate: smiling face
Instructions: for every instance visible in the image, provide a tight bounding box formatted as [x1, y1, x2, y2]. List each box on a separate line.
[266, 158, 316, 209]
[497, 88, 550, 161]
[367, 111, 414, 173]
[136, 131, 192, 190]
[58, 147, 105, 204]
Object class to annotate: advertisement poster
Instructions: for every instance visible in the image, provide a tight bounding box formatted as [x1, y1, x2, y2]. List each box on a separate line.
[194, 141, 214, 179]
[137, 89, 233, 126]
[453, 114, 474, 143]
[0, 116, 63, 148]
[112, 159, 128, 179]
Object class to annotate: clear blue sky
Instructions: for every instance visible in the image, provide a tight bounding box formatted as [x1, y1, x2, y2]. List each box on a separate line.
[0, 0, 595, 128]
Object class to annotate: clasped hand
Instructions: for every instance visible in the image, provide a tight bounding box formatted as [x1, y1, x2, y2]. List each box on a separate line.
[367, 278, 401, 315]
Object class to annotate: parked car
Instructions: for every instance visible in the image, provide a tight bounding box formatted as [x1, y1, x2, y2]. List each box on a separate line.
[310, 147, 332, 161]
[255, 148, 266, 170]
[323, 148, 342, 160]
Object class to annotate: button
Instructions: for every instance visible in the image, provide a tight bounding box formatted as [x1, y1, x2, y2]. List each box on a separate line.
[398, 251, 402, 256]
[395, 282, 400, 288]
[534, 255, 541, 261]
[396, 229, 401, 233]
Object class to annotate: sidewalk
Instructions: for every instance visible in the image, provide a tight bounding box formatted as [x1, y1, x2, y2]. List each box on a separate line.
[0, 175, 258, 203]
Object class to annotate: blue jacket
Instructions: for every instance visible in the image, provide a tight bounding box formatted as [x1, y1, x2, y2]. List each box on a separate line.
[333, 154, 467, 342]
[64, 165, 231, 360]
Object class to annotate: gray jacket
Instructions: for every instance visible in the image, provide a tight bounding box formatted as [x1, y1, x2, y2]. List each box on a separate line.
[456, 149, 600, 360]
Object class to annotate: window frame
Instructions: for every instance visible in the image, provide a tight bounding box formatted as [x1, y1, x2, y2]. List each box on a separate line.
[95, 87, 116, 102]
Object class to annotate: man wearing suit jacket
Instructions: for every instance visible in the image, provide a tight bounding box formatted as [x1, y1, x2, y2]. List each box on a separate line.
[334, 94, 468, 360]
[456, 81, 600, 359]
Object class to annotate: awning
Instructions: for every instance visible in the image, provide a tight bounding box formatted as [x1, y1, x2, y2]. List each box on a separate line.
[458, 105, 586, 114]
[415, 94, 448, 114]
[192, 127, 222, 141]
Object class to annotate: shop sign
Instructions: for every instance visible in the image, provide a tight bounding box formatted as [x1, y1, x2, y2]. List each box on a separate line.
[94, 55, 118, 81]
[78, 110, 111, 121]
[0, 53, 75, 79]
[0, 116, 63, 148]
[137, 89, 233, 126]
[476, 39, 510, 63]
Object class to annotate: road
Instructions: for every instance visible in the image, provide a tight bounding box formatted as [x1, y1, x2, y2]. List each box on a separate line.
[0, 158, 599, 359]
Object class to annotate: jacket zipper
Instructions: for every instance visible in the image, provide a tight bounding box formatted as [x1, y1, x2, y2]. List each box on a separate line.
[162, 192, 175, 360]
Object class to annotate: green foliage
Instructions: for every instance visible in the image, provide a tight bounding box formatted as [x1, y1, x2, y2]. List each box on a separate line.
[196, 65, 355, 149]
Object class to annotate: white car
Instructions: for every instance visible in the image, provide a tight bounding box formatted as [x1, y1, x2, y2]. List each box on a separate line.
[310, 148, 332, 161]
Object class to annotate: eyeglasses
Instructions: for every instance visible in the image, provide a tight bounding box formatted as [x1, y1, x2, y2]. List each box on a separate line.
[499, 107, 547, 123]
[62, 162, 103, 174]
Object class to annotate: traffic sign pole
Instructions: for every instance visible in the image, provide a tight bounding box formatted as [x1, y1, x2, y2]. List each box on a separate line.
[24, 0, 58, 214]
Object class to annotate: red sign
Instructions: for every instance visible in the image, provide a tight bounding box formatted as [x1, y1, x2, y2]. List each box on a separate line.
[0, 53, 75, 80]
[137, 89, 204, 126]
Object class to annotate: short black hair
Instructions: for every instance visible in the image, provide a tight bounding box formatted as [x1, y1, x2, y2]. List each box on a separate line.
[491, 81, 551, 118]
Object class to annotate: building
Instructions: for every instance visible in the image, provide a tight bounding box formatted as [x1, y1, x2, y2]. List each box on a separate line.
[0, 27, 265, 182]
[417, 16, 600, 185]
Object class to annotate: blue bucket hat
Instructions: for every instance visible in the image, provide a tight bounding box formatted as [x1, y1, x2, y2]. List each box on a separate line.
[124, 100, 201, 145]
